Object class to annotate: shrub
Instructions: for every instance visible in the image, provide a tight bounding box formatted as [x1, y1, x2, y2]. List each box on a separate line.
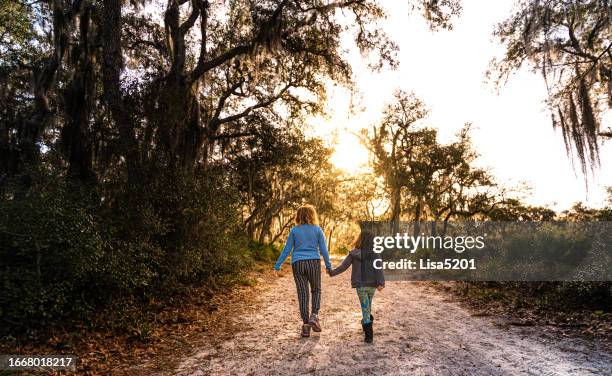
[0, 170, 104, 331]
[0, 165, 254, 335]
[249, 241, 281, 261]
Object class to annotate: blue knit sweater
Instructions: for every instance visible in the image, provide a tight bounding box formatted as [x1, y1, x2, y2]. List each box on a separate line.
[274, 225, 332, 270]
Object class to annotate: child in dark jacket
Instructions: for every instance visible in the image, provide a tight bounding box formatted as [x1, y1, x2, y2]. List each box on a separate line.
[328, 230, 384, 343]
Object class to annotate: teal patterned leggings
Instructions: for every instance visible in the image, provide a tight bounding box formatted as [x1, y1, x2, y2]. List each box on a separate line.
[356, 287, 376, 324]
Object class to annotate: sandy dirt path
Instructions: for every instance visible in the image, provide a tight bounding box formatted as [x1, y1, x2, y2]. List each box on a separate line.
[165, 267, 611, 376]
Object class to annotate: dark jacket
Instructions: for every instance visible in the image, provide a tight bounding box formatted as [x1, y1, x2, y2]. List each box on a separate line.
[329, 248, 385, 288]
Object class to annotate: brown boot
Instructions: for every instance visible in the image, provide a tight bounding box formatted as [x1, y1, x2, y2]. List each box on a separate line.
[309, 314, 322, 332]
[301, 324, 311, 337]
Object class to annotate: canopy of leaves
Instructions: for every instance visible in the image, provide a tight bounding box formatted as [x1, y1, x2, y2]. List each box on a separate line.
[366, 91, 501, 223]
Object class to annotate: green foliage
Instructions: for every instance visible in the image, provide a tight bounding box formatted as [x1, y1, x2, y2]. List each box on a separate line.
[249, 241, 281, 262]
[0, 169, 104, 328]
[229, 125, 340, 243]
[0, 0, 36, 53]
[367, 91, 498, 223]
[334, 246, 351, 256]
[494, 223, 593, 278]
[487, 199, 556, 221]
[0, 166, 255, 335]
[561, 198, 612, 221]
[0, 3, 397, 329]
[465, 281, 611, 312]
[140, 166, 248, 283]
[1, 0, 609, 344]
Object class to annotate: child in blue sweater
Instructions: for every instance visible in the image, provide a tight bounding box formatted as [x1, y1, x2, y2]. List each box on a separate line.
[274, 205, 332, 337]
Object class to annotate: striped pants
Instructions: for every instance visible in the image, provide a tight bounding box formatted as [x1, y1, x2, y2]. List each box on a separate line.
[291, 259, 322, 324]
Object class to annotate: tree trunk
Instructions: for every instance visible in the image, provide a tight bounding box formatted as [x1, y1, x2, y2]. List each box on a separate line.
[19, 0, 83, 171]
[101, 0, 140, 184]
[390, 186, 401, 233]
[327, 225, 335, 253]
[258, 209, 273, 243]
[148, 0, 206, 170]
[153, 75, 203, 169]
[413, 200, 421, 237]
[63, 5, 95, 181]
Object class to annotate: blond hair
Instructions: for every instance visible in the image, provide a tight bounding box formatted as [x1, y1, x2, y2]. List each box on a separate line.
[295, 204, 319, 226]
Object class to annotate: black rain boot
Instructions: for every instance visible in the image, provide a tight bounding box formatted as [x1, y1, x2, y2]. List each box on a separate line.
[368, 314, 374, 342]
[363, 322, 373, 343]
[361, 323, 367, 342]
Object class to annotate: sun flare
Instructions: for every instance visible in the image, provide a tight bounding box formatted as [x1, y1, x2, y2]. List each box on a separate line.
[330, 134, 370, 174]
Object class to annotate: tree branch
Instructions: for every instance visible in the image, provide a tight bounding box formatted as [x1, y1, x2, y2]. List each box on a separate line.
[209, 80, 244, 128]
[190, 44, 252, 83]
[215, 83, 293, 125]
[179, 0, 200, 35]
[190, 0, 292, 82]
[211, 131, 256, 141]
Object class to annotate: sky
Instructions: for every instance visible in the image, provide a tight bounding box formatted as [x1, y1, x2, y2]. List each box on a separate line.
[310, 0, 612, 211]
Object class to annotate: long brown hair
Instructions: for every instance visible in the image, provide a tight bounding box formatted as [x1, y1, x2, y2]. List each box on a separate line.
[295, 204, 319, 226]
[353, 230, 374, 251]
